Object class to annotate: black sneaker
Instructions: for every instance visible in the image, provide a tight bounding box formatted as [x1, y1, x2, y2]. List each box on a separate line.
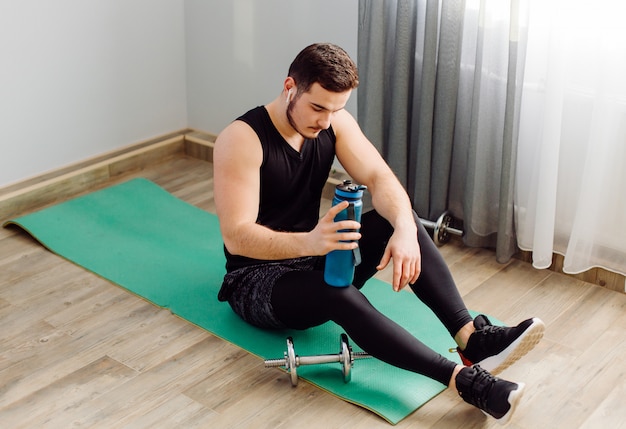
[455, 315, 545, 375]
[456, 365, 525, 424]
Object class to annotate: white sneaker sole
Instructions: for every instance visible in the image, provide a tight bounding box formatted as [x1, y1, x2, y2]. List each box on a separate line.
[479, 318, 545, 375]
[487, 381, 525, 425]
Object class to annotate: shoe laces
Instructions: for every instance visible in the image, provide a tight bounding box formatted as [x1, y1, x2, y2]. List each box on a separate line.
[464, 365, 497, 410]
[473, 323, 507, 349]
[449, 316, 510, 361]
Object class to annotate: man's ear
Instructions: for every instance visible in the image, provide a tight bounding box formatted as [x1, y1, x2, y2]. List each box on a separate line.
[284, 77, 297, 97]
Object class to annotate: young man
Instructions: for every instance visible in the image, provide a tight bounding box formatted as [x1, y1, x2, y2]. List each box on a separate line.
[213, 43, 544, 424]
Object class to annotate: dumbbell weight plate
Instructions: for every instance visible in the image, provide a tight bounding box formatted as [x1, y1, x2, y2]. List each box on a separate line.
[286, 337, 298, 386]
[339, 333, 352, 383]
[434, 211, 452, 246]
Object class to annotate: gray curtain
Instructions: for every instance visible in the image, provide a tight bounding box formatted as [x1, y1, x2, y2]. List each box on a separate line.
[357, 0, 528, 262]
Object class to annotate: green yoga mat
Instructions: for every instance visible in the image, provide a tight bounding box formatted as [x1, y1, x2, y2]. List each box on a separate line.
[4, 178, 464, 424]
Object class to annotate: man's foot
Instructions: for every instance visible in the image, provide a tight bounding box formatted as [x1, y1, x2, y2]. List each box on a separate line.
[456, 365, 525, 425]
[455, 315, 545, 375]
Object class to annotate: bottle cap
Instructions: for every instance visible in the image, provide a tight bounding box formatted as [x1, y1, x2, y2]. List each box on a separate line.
[335, 180, 367, 199]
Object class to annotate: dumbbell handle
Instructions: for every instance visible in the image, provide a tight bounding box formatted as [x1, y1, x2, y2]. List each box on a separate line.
[419, 218, 463, 236]
[265, 351, 370, 368]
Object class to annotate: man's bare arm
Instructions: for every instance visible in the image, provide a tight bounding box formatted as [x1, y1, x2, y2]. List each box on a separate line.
[333, 110, 416, 232]
[333, 110, 420, 290]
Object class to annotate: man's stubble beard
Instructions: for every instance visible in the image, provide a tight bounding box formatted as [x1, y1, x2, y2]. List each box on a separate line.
[286, 100, 318, 140]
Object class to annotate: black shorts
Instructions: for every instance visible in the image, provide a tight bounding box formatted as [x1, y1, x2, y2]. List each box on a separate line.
[219, 256, 324, 329]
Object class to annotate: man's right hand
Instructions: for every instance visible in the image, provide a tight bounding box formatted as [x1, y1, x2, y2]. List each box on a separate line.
[306, 201, 361, 256]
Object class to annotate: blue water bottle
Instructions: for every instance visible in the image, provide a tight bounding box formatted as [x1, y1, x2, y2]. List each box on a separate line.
[324, 180, 367, 287]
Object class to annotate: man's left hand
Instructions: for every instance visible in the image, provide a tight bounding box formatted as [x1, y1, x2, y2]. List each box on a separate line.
[376, 230, 421, 291]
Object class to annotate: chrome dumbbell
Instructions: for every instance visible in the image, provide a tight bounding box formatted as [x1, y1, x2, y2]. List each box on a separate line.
[264, 333, 371, 386]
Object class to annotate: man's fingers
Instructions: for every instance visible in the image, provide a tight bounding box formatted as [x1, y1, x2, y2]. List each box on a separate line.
[377, 248, 391, 271]
[391, 259, 421, 292]
[410, 260, 421, 284]
[327, 201, 349, 218]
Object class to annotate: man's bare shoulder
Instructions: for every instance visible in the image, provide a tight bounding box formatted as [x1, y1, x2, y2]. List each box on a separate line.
[331, 109, 369, 145]
[216, 119, 258, 145]
[214, 119, 263, 167]
[331, 108, 358, 128]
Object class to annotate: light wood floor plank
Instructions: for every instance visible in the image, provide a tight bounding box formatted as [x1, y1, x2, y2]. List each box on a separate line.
[521, 310, 626, 428]
[119, 394, 218, 429]
[70, 337, 231, 427]
[446, 247, 514, 296]
[580, 380, 626, 429]
[1, 356, 137, 429]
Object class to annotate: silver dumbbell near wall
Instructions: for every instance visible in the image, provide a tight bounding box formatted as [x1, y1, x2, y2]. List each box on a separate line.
[264, 333, 372, 386]
[419, 211, 463, 246]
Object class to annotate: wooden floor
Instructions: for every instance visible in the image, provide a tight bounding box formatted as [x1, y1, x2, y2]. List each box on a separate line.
[1, 155, 625, 428]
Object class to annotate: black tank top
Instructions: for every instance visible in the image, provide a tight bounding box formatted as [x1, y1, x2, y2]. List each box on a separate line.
[224, 106, 336, 271]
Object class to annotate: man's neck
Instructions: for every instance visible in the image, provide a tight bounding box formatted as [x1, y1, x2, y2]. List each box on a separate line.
[266, 98, 305, 151]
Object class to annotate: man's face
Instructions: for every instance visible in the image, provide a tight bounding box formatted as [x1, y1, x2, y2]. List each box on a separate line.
[286, 82, 352, 139]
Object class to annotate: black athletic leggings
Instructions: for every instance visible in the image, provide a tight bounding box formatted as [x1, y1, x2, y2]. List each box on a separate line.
[271, 210, 472, 386]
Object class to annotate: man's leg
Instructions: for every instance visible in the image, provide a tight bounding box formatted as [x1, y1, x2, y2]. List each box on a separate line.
[271, 269, 526, 424]
[354, 210, 473, 337]
[353, 210, 544, 375]
[271, 270, 457, 386]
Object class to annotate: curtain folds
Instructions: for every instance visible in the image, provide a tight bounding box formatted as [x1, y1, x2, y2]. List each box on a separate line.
[515, 0, 626, 276]
[357, 0, 528, 262]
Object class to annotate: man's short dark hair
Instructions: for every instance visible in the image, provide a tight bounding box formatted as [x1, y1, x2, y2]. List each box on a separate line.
[288, 43, 359, 93]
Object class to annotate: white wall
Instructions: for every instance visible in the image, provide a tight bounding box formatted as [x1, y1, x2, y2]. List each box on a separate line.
[0, 0, 358, 187]
[0, 0, 188, 187]
[184, 0, 358, 135]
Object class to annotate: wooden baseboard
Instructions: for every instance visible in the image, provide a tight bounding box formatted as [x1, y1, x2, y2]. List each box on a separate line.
[0, 130, 197, 222]
[516, 250, 625, 293]
[183, 130, 217, 162]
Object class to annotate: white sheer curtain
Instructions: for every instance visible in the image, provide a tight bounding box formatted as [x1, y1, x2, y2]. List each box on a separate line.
[515, 0, 626, 277]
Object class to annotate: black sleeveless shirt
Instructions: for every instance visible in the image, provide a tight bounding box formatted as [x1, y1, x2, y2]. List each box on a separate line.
[224, 106, 336, 271]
